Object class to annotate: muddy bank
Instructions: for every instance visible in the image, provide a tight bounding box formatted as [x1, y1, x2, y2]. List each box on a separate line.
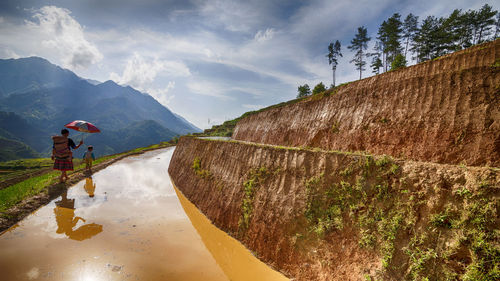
[233, 40, 500, 167]
[168, 137, 500, 280]
[0, 144, 173, 232]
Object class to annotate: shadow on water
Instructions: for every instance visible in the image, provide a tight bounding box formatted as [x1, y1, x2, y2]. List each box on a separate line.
[54, 187, 103, 241]
[174, 183, 289, 281]
[84, 176, 96, 197]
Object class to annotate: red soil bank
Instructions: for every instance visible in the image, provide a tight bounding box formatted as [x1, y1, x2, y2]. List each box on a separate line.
[168, 137, 500, 281]
[233, 40, 500, 167]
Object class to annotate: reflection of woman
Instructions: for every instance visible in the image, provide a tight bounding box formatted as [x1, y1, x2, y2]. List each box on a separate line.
[54, 205, 85, 236]
[54, 191, 82, 236]
[54, 191, 103, 241]
[52, 129, 83, 183]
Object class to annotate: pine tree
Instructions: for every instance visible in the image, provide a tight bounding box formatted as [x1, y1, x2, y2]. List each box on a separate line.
[456, 10, 475, 49]
[495, 13, 500, 39]
[297, 84, 311, 98]
[327, 40, 342, 87]
[438, 10, 462, 54]
[348, 26, 371, 80]
[412, 16, 440, 62]
[377, 21, 389, 71]
[368, 41, 383, 74]
[312, 82, 326, 95]
[370, 56, 383, 74]
[475, 4, 497, 43]
[385, 13, 403, 67]
[403, 13, 419, 60]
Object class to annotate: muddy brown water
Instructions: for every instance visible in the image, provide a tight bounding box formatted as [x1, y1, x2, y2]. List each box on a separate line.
[0, 148, 288, 281]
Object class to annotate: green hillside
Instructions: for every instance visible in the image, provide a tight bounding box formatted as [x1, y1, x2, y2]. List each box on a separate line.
[0, 137, 39, 161]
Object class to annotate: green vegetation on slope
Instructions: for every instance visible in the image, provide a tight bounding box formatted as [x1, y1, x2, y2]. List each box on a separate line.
[299, 155, 499, 281]
[0, 137, 40, 161]
[238, 167, 270, 234]
[0, 158, 53, 183]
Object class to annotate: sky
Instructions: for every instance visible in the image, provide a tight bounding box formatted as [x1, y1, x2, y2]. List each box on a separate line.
[0, 0, 498, 129]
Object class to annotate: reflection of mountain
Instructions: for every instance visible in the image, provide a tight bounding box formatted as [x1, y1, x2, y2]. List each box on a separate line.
[0, 57, 201, 160]
[54, 191, 103, 241]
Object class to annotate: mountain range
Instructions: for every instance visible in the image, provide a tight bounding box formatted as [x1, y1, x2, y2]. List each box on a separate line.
[0, 57, 200, 161]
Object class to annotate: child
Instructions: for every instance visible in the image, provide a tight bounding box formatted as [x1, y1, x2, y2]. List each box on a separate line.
[82, 145, 95, 171]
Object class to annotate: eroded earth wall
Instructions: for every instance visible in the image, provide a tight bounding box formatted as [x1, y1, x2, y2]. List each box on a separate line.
[233, 40, 500, 167]
[168, 137, 500, 281]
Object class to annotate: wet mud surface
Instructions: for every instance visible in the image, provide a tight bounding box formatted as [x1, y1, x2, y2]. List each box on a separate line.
[0, 148, 287, 281]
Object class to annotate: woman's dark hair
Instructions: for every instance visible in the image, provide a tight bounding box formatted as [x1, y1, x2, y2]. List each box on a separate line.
[61, 129, 69, 135]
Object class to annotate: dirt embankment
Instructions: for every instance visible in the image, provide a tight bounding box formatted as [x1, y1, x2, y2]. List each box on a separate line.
[233, 40, 500, 167]
[169, 137, 499, 281]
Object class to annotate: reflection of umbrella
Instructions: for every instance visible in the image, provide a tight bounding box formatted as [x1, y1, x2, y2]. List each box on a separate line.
[64, 120, 101, 133]
[68, 223, 103, 241]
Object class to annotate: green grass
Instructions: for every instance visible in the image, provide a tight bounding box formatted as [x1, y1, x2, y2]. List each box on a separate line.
[192, 157, 212, 179]
[0, 171, 59, 212]
[0, 158, 54, 169]
[0, 158, 54, 182]
[238, 167, 270, 233]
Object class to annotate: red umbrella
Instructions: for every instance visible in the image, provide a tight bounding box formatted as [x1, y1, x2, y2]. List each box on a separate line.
[64, 120, 101, 133]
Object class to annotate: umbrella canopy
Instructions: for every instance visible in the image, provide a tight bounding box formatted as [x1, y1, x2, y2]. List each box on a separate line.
[64, 120, 101, 133]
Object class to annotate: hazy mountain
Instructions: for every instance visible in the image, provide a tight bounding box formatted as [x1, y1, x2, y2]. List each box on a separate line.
[0, 57, 200, 159]
[0, 111, 51, 152]
[0, 57, 82, 98]
[86, 79, 102, 85]
[83, 120, 178, 156]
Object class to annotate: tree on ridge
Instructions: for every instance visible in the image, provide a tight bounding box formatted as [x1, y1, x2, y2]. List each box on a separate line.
[348, 26, 371, 80]
[327, 40, 342, 87]
[297, 84, 311, 98]
[312, 82, 326, 95]
[403, 13, 419, 60]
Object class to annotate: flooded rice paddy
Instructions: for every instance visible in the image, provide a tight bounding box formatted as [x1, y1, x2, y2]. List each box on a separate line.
[0, 148, 288, 281]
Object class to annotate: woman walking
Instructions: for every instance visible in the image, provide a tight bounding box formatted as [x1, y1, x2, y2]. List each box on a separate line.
[52, 129, 83, 183]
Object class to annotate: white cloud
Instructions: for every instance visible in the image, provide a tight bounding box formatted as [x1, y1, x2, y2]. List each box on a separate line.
[0, 49, 20, 59]
[187, 80, 233, 100]
[147, 81, 176, 106]
[254, 28, 275, 42]
[199, 0, 263, 32]
[30, 6, 103, 69]
[0, 6, 102, 70]
[110, 53, 190, 88]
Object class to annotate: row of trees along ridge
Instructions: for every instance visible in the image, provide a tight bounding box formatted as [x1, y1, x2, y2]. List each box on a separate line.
[298, 4, 499, 98]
